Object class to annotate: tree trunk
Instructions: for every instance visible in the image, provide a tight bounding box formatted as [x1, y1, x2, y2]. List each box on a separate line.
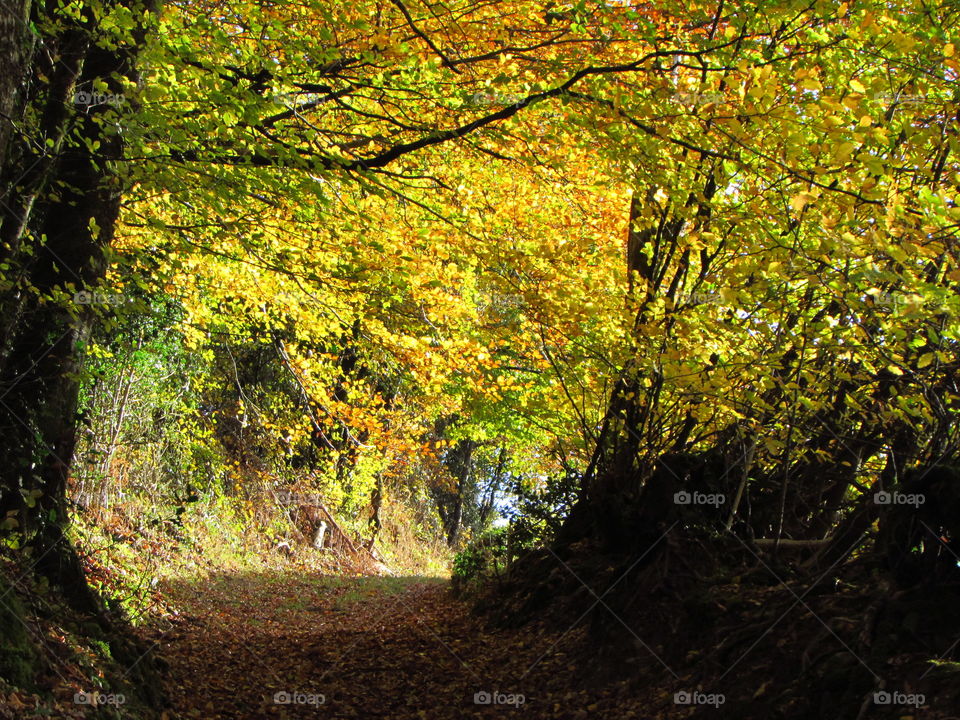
[0, 0, 159, 611]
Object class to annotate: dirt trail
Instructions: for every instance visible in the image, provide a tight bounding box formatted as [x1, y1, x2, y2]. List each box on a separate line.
[146, 572, 651, 720]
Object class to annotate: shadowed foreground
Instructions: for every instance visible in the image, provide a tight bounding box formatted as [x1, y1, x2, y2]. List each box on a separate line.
[147, 573, 649, 720]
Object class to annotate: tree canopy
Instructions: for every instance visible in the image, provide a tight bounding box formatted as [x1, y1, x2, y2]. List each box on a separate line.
[0, 0, 959, 715]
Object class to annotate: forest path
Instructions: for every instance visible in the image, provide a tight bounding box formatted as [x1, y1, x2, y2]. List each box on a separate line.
[146, 571, 652, 720]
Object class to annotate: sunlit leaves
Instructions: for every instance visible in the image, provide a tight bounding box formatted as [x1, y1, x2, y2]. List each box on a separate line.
[100, 0, 960, 514]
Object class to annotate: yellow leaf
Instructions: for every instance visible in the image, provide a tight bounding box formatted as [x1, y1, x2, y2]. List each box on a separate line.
[832, 141, 857, 163]
[849, 79, 866, 93]
[917, 353, 934, 369]
[791, 192, 815, 212]
[946, 43, 955, 58]
[754, 680, 772, 698]
[842, 94, 861, 110]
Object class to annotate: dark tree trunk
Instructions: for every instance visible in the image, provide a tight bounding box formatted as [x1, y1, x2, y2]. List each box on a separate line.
[368, 474, 383, 541]
[430, 437, 475, 547]
[0, 0, 35, 202]
[0, 0, 159, 611]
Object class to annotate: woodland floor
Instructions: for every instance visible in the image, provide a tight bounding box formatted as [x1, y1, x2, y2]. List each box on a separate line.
[5, 545, 959, 720]
[145, 570, 662, 720]
[136, 556, 960, 720]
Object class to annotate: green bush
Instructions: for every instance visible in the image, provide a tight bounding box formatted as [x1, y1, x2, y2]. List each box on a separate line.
[452, 523, 537, 586]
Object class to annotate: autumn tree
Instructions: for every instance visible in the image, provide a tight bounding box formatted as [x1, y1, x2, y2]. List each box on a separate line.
[0, 0, 696, 591]
[0, 0, 161, 611]
[552, 1, 960, 575]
